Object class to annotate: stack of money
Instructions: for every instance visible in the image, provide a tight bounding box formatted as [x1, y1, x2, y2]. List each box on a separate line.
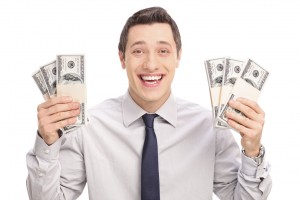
[204, 58, 269, 129]
[32, 55, 87, 133]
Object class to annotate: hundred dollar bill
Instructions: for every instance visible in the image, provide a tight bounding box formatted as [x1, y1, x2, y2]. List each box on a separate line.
[57, 55, 87, 126]
[32, 70, 50, 100]
[216, 58, 245, 127]
[218, 59, 269, 125]
[204, 58, 225, 127]
[240, 59, 269, 91]
[40, 61, 57, 97]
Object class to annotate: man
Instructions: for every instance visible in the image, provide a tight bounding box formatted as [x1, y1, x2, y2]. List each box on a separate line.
[26, 7, 272, 200]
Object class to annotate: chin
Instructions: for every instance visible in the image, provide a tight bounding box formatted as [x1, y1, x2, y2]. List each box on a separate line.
[142, 90, 169, 102]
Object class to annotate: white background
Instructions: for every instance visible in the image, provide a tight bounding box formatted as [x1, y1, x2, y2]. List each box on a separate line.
[1, 0, 299, 199]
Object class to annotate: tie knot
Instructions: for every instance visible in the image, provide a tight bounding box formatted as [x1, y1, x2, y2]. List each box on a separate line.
[142, 114, 158, 128]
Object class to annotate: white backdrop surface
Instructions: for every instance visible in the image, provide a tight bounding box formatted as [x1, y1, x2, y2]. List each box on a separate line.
[0, 0, 299, 199]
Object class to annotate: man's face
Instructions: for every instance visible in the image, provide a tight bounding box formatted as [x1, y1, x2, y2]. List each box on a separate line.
[119, 23, 181, 111]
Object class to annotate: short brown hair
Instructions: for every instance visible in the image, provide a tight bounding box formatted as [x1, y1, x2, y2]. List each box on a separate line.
[118, 7, 181, 58]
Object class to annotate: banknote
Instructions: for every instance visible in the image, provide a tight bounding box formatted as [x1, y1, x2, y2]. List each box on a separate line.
[240, 59, 269, 91]
[204, 58, 225, 127]
[218, 59, 269, 125]
[32, 70, 50, 100]
[40, 61, 57, 97]
[57, 55, 87, 126]
[216, 58, 245, 127]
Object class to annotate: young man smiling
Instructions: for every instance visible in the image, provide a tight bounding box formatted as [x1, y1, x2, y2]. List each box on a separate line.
[27, 7, 272, 200]
[119, 22, 180, 113]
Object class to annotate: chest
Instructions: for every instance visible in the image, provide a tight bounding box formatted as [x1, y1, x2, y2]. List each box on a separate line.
[82, 120, 216, 199]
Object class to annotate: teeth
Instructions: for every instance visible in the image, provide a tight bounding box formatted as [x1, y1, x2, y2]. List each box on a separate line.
[141, 75, 162, 81]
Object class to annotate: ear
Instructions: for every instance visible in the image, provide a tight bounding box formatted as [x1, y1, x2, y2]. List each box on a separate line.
[176, 48, 182, 68]
[119, 51, 126, 69]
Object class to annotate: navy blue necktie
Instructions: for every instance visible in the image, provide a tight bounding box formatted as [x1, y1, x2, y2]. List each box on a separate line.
[141, 114, 160, 200]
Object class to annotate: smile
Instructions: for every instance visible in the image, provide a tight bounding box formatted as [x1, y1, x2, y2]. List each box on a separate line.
[139, 74, 163, 86]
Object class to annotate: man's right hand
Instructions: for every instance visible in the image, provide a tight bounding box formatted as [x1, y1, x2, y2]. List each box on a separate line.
[37, 96, 80, 145]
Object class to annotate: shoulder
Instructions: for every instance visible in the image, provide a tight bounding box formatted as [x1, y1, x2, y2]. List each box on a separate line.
[84, 95, 124, 126]
[64, 95, 124, 140]
[174, 97, 216, 130]
[175, 97, 235, 145]
[176, 97, 212, 118]
[88, 95, 123, 116]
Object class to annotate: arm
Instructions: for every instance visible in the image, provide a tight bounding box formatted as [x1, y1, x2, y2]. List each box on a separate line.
[26, 133, 86, 200]
[214, 98, 272, 200]
[26, 97, 86, 200]
[213, 132, 272, 200]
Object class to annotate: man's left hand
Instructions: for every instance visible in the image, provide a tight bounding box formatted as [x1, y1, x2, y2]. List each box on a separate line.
[225, 97, 265, 157]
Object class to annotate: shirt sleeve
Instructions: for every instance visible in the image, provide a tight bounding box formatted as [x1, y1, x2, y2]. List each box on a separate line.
[26, 131, 86, 200]
[213, 129, 272, 200]
[238, 152, 272, 199]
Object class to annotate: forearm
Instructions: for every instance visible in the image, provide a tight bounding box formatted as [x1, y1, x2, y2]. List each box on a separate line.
[26, 135, 63, 200]
[26, 131, 86, 200]
[213, 130, 272, 200]
[234, 154, 272, 200]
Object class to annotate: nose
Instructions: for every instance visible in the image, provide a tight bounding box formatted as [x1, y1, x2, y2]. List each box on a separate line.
[144, 52, 158, 71]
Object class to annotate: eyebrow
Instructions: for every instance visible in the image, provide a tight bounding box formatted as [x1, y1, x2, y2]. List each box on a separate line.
[130, 40, 172, 48]
[130, 41, 146, 48]
[157, 41, 172, 47]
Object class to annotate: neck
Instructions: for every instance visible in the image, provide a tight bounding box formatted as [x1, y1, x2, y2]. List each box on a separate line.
[128, 89, 171, 113]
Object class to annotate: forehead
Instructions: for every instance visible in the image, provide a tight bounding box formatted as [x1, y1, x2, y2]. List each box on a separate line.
[127, 23, 175, 47]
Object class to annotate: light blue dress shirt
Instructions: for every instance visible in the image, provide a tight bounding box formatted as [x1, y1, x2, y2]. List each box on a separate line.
[26, 92, 272, 200]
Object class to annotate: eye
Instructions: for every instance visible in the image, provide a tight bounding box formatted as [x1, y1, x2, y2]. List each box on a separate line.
[159, 49, 170, 55]
[132, 49, 144, 56]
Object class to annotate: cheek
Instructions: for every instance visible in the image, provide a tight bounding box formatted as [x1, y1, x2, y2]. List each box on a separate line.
[125, 56, 141, 68]
[125, 65, 139, 84]
[166, 61, 177, 74]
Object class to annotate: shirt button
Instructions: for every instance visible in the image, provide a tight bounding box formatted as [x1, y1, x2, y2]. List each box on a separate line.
[38, 173, 44, 177]
[44, 149, 50, 154]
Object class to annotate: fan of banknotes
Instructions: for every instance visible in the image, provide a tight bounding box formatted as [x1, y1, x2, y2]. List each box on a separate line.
[204, 58, 269, 129]
[32, 55, 87, 133]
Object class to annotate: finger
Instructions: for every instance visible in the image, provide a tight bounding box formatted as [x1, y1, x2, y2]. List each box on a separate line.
[37, 96, 73, 111]
[39, 117, 77, 134]
[228, 118, 263, 148]
[46, 102, 80, 116]
[226, 110, 254, 129]
[54, 117, 77, 130]
[227, 119, 261, 139]
[41, 109, 80, 125]
[237, 97, 264, 115]
[227, 119, 250, 136]
[229, 99, 258, 121]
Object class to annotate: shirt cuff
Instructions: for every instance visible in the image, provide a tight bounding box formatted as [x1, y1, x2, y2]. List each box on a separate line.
[241, 153, 269, 179]
[33, 132, 62, 161]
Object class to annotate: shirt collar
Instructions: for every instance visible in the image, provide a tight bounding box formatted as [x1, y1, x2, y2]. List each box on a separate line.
[122, 91, 177, 128]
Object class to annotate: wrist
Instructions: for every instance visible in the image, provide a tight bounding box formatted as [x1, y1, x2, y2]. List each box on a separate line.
[37, 130, 63, 145]
[242, 143, 261, 157]
[242, 145, 265, 165]
[243, 149, 260, 157]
